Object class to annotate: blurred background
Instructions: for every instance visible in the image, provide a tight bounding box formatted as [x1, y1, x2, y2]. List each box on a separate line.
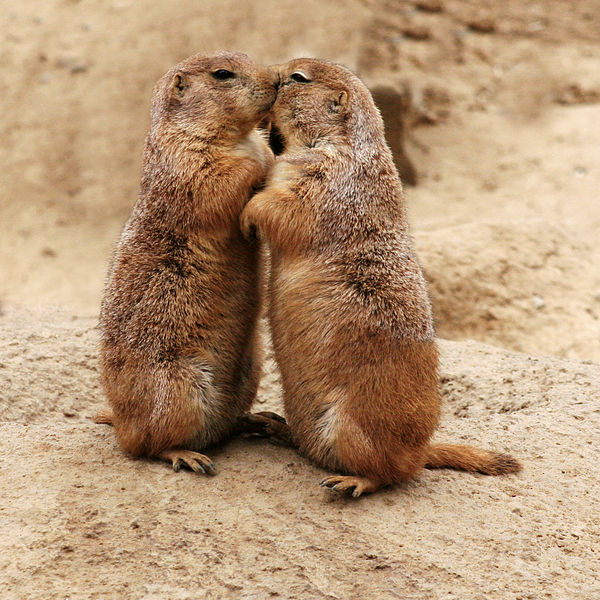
[1, 0, 599, 360]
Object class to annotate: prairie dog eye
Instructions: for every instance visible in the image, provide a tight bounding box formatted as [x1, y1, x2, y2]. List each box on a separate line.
[212, 69, 235, 80]
[290, 71, 311, 83]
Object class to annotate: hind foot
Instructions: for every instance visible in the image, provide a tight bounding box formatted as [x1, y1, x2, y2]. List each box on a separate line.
[93, 409, 113, 425]
[235, 411, 294, 447]
[159, 449, 216, 475]
[320, 475, 381, 498]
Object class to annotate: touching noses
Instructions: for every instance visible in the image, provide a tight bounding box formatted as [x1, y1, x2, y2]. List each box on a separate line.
[268, 66, 281, 89]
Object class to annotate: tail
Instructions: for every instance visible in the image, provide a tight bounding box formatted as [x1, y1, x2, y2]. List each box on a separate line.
[93, 409, 114, 426]
[425, 443, 521, 475]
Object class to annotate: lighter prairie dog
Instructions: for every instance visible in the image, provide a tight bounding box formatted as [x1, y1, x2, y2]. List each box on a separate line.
[98, 52, 280, 474]
[240, 58, 521, 496]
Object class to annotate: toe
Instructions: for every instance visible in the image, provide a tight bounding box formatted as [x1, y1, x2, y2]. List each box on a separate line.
[187, 459, 206, 474]
[332, 482, 356, 494]
[202, 460, 216, 476]
[352, 486, 364, 498]
[256, 411, 287, 424]
[319, 476, 374, 497]
[320, 476, 342, 489]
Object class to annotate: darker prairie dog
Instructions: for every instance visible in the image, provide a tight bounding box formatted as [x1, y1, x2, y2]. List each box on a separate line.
[99, 52, 279, 474]
[240, 59, 520, 497]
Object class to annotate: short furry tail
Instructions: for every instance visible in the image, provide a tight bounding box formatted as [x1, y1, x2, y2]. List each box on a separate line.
[425, 443, 521, 475]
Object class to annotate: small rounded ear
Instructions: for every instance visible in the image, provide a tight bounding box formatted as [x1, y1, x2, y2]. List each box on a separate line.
[328, 89, 349, 114]
[170, 71, 190, 98]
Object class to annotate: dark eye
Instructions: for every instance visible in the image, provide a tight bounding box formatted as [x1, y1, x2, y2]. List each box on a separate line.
[212, 69, 235, 80]
[290, 71, 311, 83]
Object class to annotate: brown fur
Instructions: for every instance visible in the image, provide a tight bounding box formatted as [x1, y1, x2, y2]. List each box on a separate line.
[241, 58, 521, 496]
[99, 52, 278, 473]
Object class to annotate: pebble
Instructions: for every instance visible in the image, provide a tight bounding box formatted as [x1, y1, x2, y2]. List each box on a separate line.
[414, 0, 443, 13]
[402, 25, 431, 40]
[532, 295, 546, 310]
[467, 17, 496, 33]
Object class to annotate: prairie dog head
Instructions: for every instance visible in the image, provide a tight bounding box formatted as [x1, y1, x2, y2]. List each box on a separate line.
[269, 58, 385, 153]
[151, 52, 278, 142]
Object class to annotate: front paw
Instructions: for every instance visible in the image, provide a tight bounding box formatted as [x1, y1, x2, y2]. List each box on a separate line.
[239, 207, 258, 242]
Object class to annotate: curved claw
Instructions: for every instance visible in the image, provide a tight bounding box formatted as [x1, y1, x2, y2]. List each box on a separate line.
[254, 411, 287, 424]
[319, 475, 380, 498]
[159, 449, 216, 476]
[235, 412, 294, 447]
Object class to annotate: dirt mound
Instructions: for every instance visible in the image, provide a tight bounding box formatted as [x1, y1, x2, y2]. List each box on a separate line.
[416, 221, 600, 361]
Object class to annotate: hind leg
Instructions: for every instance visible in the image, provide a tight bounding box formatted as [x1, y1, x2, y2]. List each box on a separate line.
[313, 399, 425, 497]
[306, 415, 384, 497]
[102, 355, 227, 476]
[117, 419, 219, 476]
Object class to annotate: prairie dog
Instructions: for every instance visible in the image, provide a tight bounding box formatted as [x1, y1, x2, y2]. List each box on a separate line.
[240, 58, 520, 496]
[98, 52, 278, 474]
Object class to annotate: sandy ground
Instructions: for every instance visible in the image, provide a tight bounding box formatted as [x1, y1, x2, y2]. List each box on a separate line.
[1, 1, 599, 598]
[2, 305, 599, 599]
